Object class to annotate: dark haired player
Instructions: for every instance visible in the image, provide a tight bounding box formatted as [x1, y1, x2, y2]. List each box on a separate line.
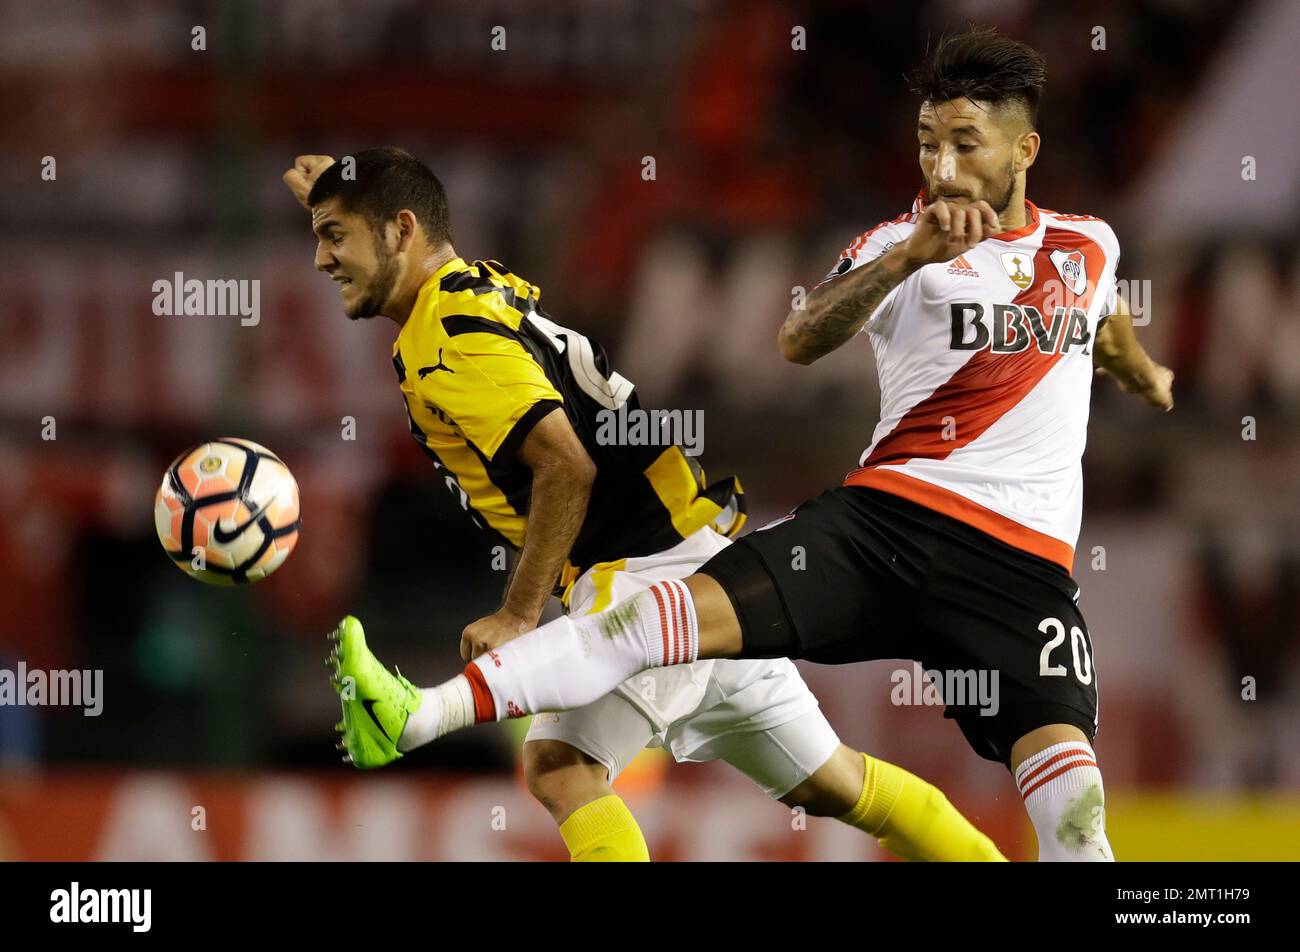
[286, 149, 1004, 860]
[354, 27, 1176, 862]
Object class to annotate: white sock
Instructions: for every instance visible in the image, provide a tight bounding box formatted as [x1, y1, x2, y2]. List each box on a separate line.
[461, 579, 697, 724]
[1015, 740, 1115, 862]
[398, 680, 474, 751]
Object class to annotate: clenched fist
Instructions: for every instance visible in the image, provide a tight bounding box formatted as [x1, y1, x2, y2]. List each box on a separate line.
[901, 199, 1001, 269]
[460, 608, 534, 661]
[282, 154, 336, 210]
[1097, 361, 1175, 412]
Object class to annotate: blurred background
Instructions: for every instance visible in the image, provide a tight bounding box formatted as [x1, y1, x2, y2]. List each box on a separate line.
[1, 0, 1297, 860]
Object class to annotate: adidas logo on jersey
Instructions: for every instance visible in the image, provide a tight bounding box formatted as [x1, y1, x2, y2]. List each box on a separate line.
[947, 255, 980, 277]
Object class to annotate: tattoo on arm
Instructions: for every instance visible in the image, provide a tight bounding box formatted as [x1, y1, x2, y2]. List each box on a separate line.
[781, 248, 912, 363]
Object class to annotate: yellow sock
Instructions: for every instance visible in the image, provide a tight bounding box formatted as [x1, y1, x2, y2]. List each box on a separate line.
[558, 795, 650, 862]
[838, 754, 1007, 862]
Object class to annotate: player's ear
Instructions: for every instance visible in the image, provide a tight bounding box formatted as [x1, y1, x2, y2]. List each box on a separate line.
[1014, 130, 1041, 173]
[393, 209, 420, 252]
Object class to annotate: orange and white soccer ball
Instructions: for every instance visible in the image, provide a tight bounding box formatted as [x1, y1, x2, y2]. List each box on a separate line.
[154, 438, 301, 585]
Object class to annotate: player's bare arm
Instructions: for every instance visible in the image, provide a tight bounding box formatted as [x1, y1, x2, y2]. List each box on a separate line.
[1094, 293, 1174, 411]
[778, 199, 999, 365]
[460, 407, 596, 660]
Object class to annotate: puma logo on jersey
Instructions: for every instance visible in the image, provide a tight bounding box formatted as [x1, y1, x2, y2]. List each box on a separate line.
[418, 348, 454, 378]
[950, 302, 1092, 355]
[947, 255, 979, 277]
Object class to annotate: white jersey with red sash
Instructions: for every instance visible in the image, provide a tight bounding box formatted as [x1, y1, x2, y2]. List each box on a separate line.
[826, 191, 1120, 573]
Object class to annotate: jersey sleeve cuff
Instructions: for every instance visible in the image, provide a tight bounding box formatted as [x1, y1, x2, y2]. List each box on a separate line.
[492, 399, 564, 464]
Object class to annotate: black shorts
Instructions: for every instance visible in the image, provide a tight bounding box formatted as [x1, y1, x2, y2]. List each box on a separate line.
[697, 485, 1099, 766]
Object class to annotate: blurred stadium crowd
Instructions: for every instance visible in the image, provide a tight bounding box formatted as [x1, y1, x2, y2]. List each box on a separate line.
[0, 0, 1297, 859]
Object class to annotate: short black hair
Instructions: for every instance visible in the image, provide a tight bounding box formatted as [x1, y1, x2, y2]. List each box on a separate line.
[308, 147, 453, 244]
[908, 26, 1047, 129]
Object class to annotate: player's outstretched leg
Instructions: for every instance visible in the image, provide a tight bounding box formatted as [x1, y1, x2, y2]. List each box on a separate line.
[1010, 725, 1114, 862]
[384, 576, 740, 744]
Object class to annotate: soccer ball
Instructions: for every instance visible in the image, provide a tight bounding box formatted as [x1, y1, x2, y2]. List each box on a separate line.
[154, 437, 301, 585]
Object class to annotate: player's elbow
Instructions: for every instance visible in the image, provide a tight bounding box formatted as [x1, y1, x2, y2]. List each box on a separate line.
[531, 451, 595, 506]
[560, 449, 597, 490]
[1093, 347, 1119, 370]
[1092, 332, 1122, 365]
[778, 320, 819, 365]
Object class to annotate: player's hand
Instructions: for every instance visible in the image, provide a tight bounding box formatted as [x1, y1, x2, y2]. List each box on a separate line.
[460, 608, 535, 661]
[901, 199, 1000, 268]
[1096, 361, 1175, 412]
[282, 154, 336, 210]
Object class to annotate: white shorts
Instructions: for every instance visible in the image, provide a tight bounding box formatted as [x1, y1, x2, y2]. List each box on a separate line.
[524, 528, 840, 798]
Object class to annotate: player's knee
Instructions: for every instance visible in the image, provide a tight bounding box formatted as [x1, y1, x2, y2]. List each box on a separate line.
[779, 745, 862, 817]
[780, 781, 840, 817]
[522, 739, 589, 797]
[522, 740, 610, 819]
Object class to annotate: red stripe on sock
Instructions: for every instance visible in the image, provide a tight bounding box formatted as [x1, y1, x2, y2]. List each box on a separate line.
[1019, 760, 1098, 801]
[462, 662, 497, 723]
[1017, 747, 1097, 792]
[650, 583, 672, 666]
[662, 582, 677, 665]
[669, 581, 686, 664]
[672, 580, 692, 662]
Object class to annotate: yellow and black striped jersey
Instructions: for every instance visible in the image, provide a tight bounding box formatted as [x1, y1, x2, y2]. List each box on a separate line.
[392, 257, 744, 576]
